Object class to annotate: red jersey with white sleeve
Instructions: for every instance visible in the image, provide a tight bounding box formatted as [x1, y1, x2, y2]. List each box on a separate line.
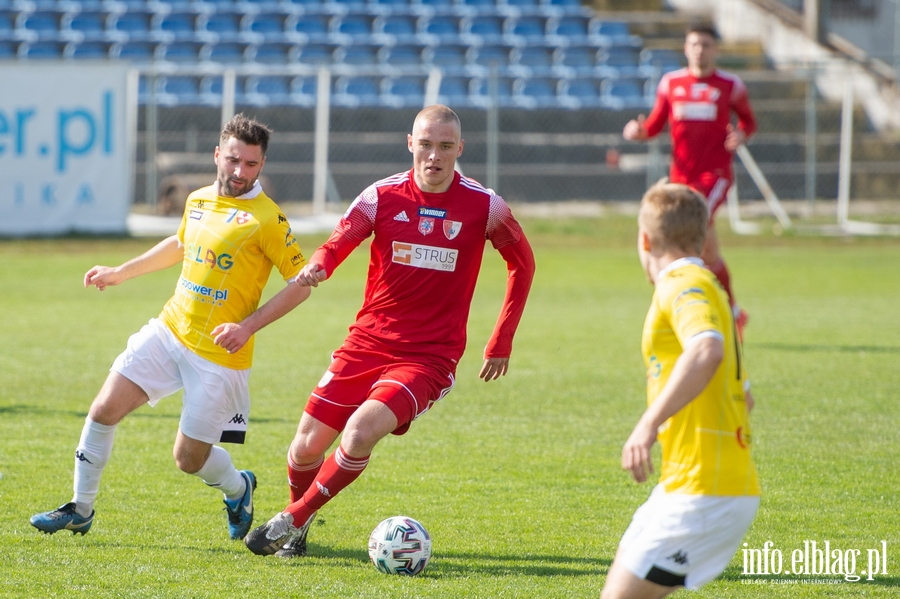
[643, 68, 756, 190]
[310, 169, 535, 364]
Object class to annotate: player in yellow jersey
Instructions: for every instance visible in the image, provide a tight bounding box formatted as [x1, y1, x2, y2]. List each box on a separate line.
[601, 181, 760, 598]
[30, 114, 311, 541]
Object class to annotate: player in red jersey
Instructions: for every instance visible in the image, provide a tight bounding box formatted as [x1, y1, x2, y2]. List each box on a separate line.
[245, 105, 536, 557]
[623, 23, 756, 340]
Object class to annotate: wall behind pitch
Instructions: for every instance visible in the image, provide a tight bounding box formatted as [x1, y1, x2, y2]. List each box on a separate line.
[0, 63, 133, 236]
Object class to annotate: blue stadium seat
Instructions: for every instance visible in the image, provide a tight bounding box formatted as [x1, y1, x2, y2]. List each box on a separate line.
[418, 15, 458, 42]
[66, 41, 110, 59]
[295, 42, 334, 65]
[244, 13, 285, 41]
[501, 0, 541, 11]
[20, 12, 59, 41]
[504, 16, 545, 44]
[330, 0, 368, 8]
[547, 15, 589, 41]
[379, 44, 422, 68]
[112, 40, 156, 62]
[590, 19, 642, 47]
[381, 75, 426, 108]
[0, 13, 13, 37]
[201, 74, 224, 99]
[198, 13, 242, 43]
[249, 41, 294, 63]
[157, 41, 203, 62]
[331, 15, 371, 42]
[157, 75, 202, 106]
[466, 44, 510, 74]
[110, 12, 153, 42]
[416, 0, 455, 10]
[552, 45, 596, 75]
[291, 75, 319, 106]
[509, 45, 553, 75]
[246, 75, 292, 105]
[371, 0, 412, 8]
[292, 14, 329, 42]
[598, 45, 641, 77]
[639, 48, 682, 76]
[203, 41, 248, 63]
[422, 43, 467, 72]
[469, 76, 514, 108]
[373, 15, 416, 42]
[154, 12, 196, 42]
[0, 41, 17, 59]
[459, 0, 497, 10]
[542, 0, 583, 13]
[436, 75, 470, 106]
[62, 12, 107, 42]
[335, 44, 378, 65]
[19, 41, 64, 59]
[512, 76, 558, 108]
[333, 75, 382, 107]
[558, 76, 599, 108]
[461, 15, 504, 44]
[599, 78, 648, 109]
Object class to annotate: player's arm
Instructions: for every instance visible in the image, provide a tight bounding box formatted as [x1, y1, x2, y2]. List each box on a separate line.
[726, 81, 758, 151]
[212, 283, 312, 354]
[480, 233, 536, 382]
[622, 334, 724, 483]
[622, 78, 670, 141]
[84, 234, 183, 291]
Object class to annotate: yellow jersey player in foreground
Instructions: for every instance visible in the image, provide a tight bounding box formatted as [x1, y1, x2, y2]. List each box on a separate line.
[602, 181, 760, 599]
[31, 114, 311, 541]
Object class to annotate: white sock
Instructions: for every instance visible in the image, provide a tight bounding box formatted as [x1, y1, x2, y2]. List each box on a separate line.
[72, 417, 117, 518]
[194, 445, 245, 500]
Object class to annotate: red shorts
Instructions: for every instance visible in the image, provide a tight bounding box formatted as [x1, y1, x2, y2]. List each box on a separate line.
[305, 340, 456, 436]
[688, 173, 732, 221]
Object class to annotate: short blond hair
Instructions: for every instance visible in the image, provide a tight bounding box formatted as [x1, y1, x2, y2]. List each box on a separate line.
[414, 104, 461, 134]
[639, 181, 708, 254]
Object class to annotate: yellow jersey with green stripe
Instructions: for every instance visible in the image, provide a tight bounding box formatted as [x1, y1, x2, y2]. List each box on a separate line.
[642, 257, 759, 496]
[160, 182, 305, 370]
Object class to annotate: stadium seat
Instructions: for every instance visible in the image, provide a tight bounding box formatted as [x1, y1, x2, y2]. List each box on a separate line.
[466, 44, 510, 74]
[154, 12, 196, 42]
[373, 15, 417, 42]
[599, 78, 648, 109]
[20, 11, 59, 41]
[333, 75, 382, 107]
[639, 47, 682, 76]
[590, 19, 641, 47]
[509, 45, 553, 75]
[512, 76, 557, 108]
[291, 14, 330, 42]
[249, 41, 294, 64]
[66, 41, 110, 59]
[112, 41, 156, 62]
[469, 76, 514, 108]
[381, 76, 426, 108]
[371, 0, 412, 9]
[547, 15, 589, 42]
[18, 41, 64, 59]
[295, 42, 334, 65]
[0, 13, 13, 38]
[417, 0, 455, 10]
[501, 0, 541, 11]
[246, 75, 292, 105]
[542, 0, 583, 13]
[436, 75, 471, 106]
[418, 15, 459, 42]
[198, 13, 242, 43]
[552, 45, 596, 75]
[331, 15, 371, 42]
[244, 13, 285, 42]
[203, 41, 248, 63]
[62, 12, 107, 42]
[379, 44, 422, 68]
[504, 16, 545, 44]
[459, 0, 497, 11]
[558, 76, 599, 108]
[422, 44, 467, 73]
[0, 41, 17, 58]
[598, 45, 641, 77]
[157, 75, 202, 106]
[334, 44, 379, 66]
[110, 12, 153, 42]
[291, 75, 319, 106]
[461, 16, 504, 44]
[157, 41, 203, 63]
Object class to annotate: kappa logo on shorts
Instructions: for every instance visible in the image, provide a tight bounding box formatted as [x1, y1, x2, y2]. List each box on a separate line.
[228, 413, 246, 425]
[667, 550, 689, 566]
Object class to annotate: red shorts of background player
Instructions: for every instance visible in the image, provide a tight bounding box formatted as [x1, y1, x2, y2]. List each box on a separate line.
[305, 339, 456, 436]
[683, 172, 732, 222]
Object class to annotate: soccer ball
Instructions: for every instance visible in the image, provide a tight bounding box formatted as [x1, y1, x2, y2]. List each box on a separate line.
[368, 516, 432, 576]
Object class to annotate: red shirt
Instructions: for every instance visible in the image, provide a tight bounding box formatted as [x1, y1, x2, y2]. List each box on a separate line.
[312, 169, 535, 364]
[644, 68, 757, 186]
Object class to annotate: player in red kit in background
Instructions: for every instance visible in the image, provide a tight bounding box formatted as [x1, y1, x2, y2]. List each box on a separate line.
[623, 23, 756, 341]
[245, 104, 536, 557]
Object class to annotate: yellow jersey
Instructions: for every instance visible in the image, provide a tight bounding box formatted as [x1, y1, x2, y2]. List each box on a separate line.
[160, 182, 305, 370]
[642, 257, 760, 496]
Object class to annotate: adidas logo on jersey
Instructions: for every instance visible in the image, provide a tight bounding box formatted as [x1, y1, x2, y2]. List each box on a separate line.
[394, 211, 410, 222]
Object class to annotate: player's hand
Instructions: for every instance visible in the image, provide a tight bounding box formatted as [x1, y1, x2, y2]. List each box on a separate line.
[623, 115, 647, 140]
[212, 322, 252, 354]
[479, 357, 509, 382]
[621, 419, 657, 483]
[724, 124, 746, 151]
[745, 389, 755, 412]
[84, 266, 124, 291]
[293, 263, 327, 288]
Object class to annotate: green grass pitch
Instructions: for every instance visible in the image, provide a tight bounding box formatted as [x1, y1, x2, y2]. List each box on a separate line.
[0, 215, 897, 598]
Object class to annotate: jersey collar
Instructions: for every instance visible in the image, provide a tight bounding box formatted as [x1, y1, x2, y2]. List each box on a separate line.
[657, 256, 704, 280]
[213, 180, 263, 200]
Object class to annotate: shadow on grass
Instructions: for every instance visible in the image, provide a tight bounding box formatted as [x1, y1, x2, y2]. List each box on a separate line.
[752, 343, 900, 354]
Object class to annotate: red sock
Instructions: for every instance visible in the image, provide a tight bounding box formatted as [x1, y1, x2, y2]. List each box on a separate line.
[285, 446, 369, 527]
[707, 258, 736, 308]
[287, 455, 323, 504]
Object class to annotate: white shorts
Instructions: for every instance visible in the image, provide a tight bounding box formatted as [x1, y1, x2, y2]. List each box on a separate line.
[617, 484, 760, 589]
[111, 318, 251, 445]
